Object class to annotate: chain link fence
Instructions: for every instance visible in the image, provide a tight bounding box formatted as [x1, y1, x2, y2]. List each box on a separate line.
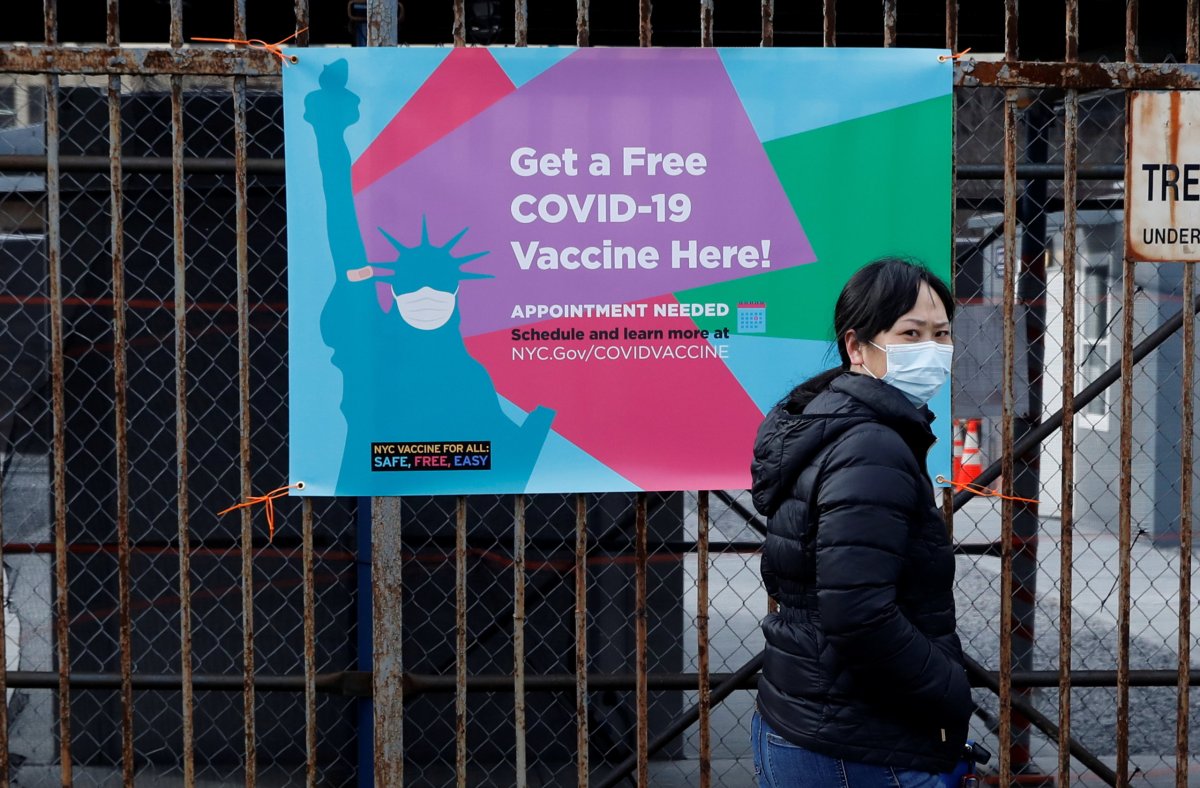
[1, 73, 361, 785]
[1, 28, 1199, 788]
[950, 86, 1200, 785]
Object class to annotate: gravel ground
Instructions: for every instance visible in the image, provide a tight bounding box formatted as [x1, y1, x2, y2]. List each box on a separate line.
[956, 556, 1200, 777]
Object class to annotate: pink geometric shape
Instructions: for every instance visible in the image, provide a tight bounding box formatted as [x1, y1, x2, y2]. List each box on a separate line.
[351, 48, 515, 195]
[352, 48, 815, 338]
[464, 295, 761, 490]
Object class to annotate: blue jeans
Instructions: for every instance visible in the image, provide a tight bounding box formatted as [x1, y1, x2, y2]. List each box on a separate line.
[751, 711, 943, 788]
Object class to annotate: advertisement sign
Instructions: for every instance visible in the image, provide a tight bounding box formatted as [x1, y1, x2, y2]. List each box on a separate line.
[283, 47, 952, 496]
[1127, 90, 1200, 262]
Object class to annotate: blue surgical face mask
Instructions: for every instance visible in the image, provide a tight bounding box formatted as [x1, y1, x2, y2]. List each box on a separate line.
[865, 340, 954, 407]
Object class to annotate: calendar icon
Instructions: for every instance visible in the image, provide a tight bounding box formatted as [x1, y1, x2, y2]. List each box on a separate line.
[737, 302, 766, 333]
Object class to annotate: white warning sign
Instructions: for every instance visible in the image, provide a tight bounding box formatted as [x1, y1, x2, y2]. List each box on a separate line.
[1128, 90, 1200, 262]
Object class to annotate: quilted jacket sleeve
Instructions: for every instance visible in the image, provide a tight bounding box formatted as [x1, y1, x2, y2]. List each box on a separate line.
[814, 424, 970, 717]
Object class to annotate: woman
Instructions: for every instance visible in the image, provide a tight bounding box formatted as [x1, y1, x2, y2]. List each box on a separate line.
[750, 258, 972, 787]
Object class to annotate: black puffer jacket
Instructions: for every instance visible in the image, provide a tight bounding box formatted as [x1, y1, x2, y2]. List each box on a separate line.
[751, 372, 972, 772]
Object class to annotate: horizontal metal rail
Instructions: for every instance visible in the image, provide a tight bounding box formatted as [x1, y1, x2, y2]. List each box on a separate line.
[4, 670, 370, 694]
[7, 669, 1196, 696]
[958, 60, 1200, 89]
[958, 164, 1124, 180]
[0, 537, 759, 561]
[0, 45, 279, 76]
[2, 47, 1200, 91]
[0, 155, 285, 175]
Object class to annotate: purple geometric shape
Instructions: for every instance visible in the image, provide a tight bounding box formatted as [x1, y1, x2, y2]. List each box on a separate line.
[352, 48, 816, 338]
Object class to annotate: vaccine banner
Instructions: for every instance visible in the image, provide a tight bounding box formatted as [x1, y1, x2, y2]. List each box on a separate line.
[283, 47, 952, 496]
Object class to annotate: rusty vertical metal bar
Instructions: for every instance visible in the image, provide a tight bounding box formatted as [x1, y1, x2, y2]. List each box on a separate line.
[1126, 0, 1139, 64]
[823, 0, 835, 46]
[1185, 0, 1195, 61]
[1115, 230, 1134, 788]
[42, 0, 57, 44]
[1178, 285, 1195, 787]
[453, 0, 465, 47]
[945, 0, 957, 51]
[231, 1, 257, 783]
[106, 2, 136, 782]
[43, 1, 73, 781]
[998, 86, 1019, 788]
[372, 495, 404, 787]
[515, 0, 528, 45]
[1115, 91, 1135, 787]
[455, 497, 467, 788]
[1178, 288, 1195, 787]
[635, 493, 648, 787]
[167, 5, 193, 784]
[295, 0, 310, 45]
[1189, 6, 1199, 137]
[640, 0, 652, 47]
[577, 0, 590, 46]
[367, 0, 398, 48]
[998, 7, 1020, 783]
[761, 0, 773, 47]
[1058, 4, 1079, 785]
[1059, 40, 1079, 788]
[232, 0, 246, 45]
[169, 5, 195, 781]
[513, 495, 528, 788]
[701, 0, 713, 47]
[882, 0, 896, 46]
[1116, 13, 1137, 776]
[1179, 14, 1197, 788]
[169, 0, 183, 46]
[364, 5, 402, 787]
[696, 492, 711, 788]
[1178, 317, 1198, 766]
[302, 498, 317, 788]
[574, 495, 589, 787]
[1014, 102, 1051, 783]
[1005, 0, 1018, 60]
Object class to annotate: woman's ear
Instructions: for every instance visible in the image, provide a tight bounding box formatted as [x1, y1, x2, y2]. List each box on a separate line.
[844, 330, 864, 366]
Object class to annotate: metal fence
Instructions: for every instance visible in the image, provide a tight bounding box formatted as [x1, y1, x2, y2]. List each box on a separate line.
[0, 1, 1199, 786]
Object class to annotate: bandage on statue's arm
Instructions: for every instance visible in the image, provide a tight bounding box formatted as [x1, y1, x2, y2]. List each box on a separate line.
[345, 265, 394, 282]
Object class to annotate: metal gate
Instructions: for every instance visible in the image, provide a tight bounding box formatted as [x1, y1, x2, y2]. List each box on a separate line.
[0, 1, 1198, 786]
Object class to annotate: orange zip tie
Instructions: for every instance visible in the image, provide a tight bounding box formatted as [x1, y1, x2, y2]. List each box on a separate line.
[936, 475, 1039, 504]
[938, 47, 973, 62]
[218, 482, 305, 541]
[192, 27, 308, 65]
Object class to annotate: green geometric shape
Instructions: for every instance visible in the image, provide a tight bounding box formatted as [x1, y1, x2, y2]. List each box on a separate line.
[684, 95, 952, 340]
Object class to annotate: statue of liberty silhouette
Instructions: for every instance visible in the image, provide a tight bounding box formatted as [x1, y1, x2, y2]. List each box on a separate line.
[303, 58, 555, 493]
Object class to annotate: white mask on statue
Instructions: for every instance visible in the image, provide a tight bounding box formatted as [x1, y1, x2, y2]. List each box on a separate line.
[394, 286, 457, 330]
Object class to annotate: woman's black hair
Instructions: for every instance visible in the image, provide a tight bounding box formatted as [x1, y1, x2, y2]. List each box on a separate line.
[784, 257, 954, 411]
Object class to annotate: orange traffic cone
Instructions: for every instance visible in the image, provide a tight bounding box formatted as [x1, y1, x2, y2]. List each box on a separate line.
[956, 418, 983, 484]
[951, 419, 965, 483]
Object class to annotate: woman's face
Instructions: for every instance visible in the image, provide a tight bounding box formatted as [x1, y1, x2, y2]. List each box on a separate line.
[847, 282, 951, 378]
